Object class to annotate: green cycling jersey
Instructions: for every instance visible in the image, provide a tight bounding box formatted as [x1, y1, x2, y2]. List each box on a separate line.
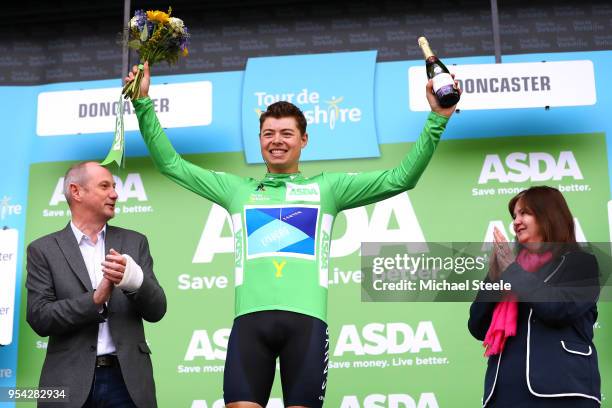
[134, 97, 448, 322]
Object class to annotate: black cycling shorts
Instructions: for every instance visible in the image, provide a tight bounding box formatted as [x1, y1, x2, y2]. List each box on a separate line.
[223, 310, 329, 407]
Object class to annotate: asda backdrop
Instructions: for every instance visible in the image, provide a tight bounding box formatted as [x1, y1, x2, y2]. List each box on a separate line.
[1, 2, 612, 408]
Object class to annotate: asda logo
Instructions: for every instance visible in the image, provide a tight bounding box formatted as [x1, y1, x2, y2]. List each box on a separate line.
[44, 173, 152, 217]
[183, 321, 441, 360]
[292, 188, 317, 195]
[184, 329, 230, 361]
[286, 182, 320, 202]
[340, 393, 439, 408]
[191, 398, 283, 408]
[49, 173, 148, 205]
[333, 321, 441, 356]
[478, 151, 583, 184]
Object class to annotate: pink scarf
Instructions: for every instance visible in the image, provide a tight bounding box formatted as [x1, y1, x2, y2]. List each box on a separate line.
[483, 249, 553, 357]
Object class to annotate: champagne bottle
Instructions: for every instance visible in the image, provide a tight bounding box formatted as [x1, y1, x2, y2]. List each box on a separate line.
[418, 36, 460, 108]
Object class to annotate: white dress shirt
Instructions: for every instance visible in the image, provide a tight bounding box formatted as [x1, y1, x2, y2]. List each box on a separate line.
[70, 222, 116, 356]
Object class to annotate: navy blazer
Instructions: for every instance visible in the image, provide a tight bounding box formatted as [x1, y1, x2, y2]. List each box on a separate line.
[468, 250, 601, 406]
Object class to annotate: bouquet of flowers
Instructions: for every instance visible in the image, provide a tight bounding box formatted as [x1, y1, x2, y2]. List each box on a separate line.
[122, 8, 190, 100]
[102, 7, 189, 167]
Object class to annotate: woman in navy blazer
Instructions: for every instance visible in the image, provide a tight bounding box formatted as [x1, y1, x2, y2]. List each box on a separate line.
[469, 186, 601, 407]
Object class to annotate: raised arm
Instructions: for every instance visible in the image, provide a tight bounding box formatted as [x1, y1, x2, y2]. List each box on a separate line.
[328, 79, 457, 211]
[129, 62, 243, 208]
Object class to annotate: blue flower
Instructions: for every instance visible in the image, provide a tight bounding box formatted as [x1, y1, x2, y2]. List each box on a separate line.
[133, 9, 146, 30]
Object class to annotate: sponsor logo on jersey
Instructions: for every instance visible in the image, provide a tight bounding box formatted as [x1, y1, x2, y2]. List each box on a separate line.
[285, 182, 320, 202]
[272, 259, 287, 278]
[244, 205, 319, 260]
[249, 193, 271, 202]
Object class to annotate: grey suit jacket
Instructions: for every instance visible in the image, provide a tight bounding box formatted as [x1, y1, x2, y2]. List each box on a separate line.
[26, 223, 167, 408]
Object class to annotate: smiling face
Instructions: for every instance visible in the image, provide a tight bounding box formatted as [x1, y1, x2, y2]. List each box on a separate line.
[512, 198, 543, 245]
[260, 116, 308, 174]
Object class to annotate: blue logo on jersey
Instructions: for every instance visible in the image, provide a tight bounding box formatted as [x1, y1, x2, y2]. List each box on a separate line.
[242, 51, 380, 163]
[245, 205, 319, 259]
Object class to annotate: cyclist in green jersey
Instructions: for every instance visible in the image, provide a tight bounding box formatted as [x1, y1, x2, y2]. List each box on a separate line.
[127, 61, 459, 408]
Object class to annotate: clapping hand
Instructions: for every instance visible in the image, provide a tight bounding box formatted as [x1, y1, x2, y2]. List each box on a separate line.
[102, 248, 127, 285]
[493, 227, 515, 273]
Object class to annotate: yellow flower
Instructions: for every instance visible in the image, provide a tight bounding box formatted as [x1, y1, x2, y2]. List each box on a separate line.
[147, 10, 170, 24]
[182, 47, 189, 57]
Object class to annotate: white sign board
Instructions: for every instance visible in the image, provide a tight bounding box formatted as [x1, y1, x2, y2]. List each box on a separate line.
[37, 81, 213, 136]
[0, 229, 18, 346]
[409, 60, 596, 111]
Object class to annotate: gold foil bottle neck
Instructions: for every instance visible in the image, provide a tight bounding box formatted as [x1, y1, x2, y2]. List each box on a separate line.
[418, 36, 434, 59]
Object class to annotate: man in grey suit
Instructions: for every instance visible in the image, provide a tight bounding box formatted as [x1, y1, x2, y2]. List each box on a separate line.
[26, 161, 167, 408]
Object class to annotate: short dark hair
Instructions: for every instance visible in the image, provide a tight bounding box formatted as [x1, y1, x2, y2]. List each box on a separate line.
[259, 101, 307, 135]
[508, 186, 578, 252]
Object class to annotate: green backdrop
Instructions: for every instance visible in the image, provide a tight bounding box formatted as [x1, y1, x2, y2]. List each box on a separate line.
[17, 132, 611, 407]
